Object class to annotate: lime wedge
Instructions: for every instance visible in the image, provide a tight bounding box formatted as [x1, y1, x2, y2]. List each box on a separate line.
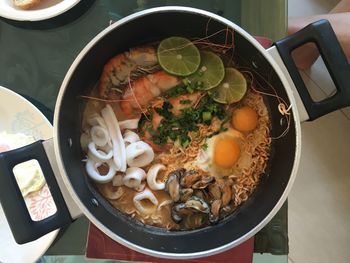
[188, 51, 225, 90]
[157, 37, 200, 77]
[209, 68, 247, 104]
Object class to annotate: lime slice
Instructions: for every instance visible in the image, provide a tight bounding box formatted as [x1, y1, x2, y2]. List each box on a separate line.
[209, 68, 247, 104]
[157, 37, 200, 77]
[188, 51, 225, 90]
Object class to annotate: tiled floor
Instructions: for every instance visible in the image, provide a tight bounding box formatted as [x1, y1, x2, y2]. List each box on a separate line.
[288, 0, 350, 262]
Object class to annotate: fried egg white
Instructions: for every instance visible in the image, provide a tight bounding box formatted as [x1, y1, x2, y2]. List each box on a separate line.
[0, 132, 46, 197]
[196, 128, 246, 177]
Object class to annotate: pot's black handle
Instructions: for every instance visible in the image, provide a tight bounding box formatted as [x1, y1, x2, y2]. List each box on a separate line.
[0, 140, 72, 244]
[274, 19, 350, 121]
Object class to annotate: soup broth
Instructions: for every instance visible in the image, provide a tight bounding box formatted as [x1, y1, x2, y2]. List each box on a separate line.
[81, 37, 271, 230]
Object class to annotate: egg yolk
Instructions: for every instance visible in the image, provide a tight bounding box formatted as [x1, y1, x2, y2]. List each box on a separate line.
[214, 138, 241, 169]
[231, 106, 258, 132]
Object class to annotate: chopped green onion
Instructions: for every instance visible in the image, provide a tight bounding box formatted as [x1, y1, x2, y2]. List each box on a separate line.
[181, 138, 190, 148]
[144, 94, 228, 148]
[186, 85, 194, 93]
[202, 111, 212, 122]
[183, 78, 191, 86]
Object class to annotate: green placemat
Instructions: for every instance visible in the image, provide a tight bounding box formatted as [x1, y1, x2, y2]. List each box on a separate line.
[254, 202, 288, 255]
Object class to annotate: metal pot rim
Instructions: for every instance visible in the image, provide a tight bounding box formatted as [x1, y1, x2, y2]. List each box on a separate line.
[53, 6, 301, 259]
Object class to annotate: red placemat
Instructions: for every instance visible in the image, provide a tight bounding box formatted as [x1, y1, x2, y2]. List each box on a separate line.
[86, 223, 254, 263]
[254, 36, 273, 49]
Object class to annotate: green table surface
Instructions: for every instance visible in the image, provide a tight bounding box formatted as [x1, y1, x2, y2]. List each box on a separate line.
[0, 0, 288, 262]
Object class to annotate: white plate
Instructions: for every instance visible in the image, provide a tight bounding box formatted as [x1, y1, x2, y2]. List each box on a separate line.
[0, 0, 80, 21]
[0, 86, 59, 263]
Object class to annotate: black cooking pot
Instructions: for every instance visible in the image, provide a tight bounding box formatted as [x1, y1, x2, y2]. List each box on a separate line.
[1, 7, 350, 259]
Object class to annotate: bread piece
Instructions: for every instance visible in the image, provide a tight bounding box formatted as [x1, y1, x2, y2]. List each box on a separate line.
[12, 0, 42, 10]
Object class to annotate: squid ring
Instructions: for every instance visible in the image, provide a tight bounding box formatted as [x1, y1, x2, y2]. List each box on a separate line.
[87, 114, 107, 129]
[91, 125, 109, 147]
[88, 142, 113, 161]
[147, 164, 166, 190]
[86, 158, 116, 183]
[126, 141, 154, 167]
[123, 130, 140, 145]
[123, 167, 146, 189]
[119, 118, 140, 130]
[103, 185, 124, 200]
[133, 188, 158, 214]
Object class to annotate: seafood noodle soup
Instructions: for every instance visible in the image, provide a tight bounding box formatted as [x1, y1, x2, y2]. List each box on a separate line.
[80, 36, 271, 230]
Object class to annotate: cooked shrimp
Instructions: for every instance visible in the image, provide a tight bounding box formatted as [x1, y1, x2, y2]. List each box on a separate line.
[152, 110, 163, 130]
[168, 92, 202, 116]
[120, 71, 181, 116]
[99, 46, 158, 98]
[152, 92, 202, 129]
[141, 92, 202, 152]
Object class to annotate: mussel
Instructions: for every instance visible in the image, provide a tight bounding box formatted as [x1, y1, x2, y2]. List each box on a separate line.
[171, 203, 188, 223]
[170, 196, 210, 224]
[180, 170, 201, 188]
[221, 183, 232, 206]
[185, 196, 210, 214]
[183, 213, 208, 229]
[209, 199, 222, 223]
[167, 168, 235, 227]
[191, 176, 215, 189]
[216, 178, 234, 206]
[193, 189, 210, 203]
[165, 169, 184, 202]
[208, 183, 222, 200]
[179, 188, 193, 202]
